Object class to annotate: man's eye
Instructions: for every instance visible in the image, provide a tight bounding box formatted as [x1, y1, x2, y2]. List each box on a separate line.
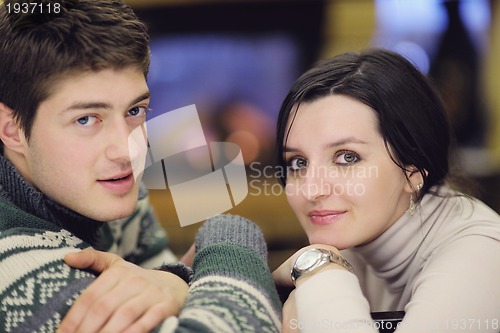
[76, 115, 98, 126]
[128, 106, 149, 117]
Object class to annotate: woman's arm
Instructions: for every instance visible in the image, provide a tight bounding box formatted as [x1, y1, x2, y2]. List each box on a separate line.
[273, 236, 500, 333]
[274, 245, 377, 333]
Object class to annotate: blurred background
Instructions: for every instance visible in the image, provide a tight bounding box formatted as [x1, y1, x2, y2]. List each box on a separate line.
[125, 0, 500, 269]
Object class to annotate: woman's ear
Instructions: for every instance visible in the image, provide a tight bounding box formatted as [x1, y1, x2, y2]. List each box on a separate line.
[403, 166, 427, 193]
[0, 102, 26, 154]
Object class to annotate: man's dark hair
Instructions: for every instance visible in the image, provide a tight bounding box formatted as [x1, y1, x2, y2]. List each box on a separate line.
[0, 0, 150, 153]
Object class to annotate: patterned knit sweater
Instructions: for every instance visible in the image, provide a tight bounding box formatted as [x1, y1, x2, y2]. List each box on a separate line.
[0, 156, 281, 332]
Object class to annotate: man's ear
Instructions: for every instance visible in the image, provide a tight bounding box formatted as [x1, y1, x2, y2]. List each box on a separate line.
[0, 102, 26, 154]
[403, 166, 427, 193]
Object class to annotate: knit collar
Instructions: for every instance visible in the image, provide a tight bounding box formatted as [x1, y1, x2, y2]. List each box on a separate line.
[0, 154, 103, 247]
[349, 186, 450, 290]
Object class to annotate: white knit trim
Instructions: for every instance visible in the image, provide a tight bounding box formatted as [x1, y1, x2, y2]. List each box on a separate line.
[0, 230, 83, 256]
[0, 247, 80, 294]
[158, 316, 180, 333]
[190, 275, 281, 327]
[181, 308, 234, 333]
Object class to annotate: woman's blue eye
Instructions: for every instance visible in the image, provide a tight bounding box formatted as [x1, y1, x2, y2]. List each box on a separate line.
[288, 157, 308, 171]
[335, 152, 360, 165]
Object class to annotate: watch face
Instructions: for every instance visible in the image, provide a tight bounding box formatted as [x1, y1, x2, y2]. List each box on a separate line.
[296, 249, 322, 271]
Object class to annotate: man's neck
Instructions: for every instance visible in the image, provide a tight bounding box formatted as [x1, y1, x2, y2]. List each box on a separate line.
[3, 148, 34, 185]
[0, 154, 103, 246]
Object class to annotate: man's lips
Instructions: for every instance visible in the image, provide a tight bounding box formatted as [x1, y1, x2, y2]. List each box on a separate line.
[97, 172, 134, 193]
[308, 210, 347, 225]
[98, 171, 133, 182]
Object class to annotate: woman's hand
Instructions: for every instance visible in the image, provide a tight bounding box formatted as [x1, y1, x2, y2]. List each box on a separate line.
[282, 289, 299, 333]
[179, 243, 195, 267]
[57, 249, 189, 333]
[273, 244, 345, 332]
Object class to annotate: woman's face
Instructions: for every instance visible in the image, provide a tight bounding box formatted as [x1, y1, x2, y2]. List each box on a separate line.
[284, 94, 412, 249]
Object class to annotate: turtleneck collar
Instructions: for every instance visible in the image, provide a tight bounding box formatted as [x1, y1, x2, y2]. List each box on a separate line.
[0, 154, 103, 247]
[349, 187, 449, 290]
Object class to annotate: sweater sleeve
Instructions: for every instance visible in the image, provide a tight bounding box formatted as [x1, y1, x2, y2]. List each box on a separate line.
[154, 214, 282, 333]
[293, 270, 378, 333]
[0, 228, 96, 333]
[0, 209, 281, 332]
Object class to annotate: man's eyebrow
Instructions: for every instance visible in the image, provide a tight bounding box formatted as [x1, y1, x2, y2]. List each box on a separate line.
[62, 91, 151, 113]
[129, 92, 151, 106]
[284, 137, 367, 153]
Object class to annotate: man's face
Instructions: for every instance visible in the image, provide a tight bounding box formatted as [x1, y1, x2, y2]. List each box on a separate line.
[20, 67, 150, 221]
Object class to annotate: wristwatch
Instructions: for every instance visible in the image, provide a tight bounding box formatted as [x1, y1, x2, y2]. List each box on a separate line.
[291, 248, 354, 285]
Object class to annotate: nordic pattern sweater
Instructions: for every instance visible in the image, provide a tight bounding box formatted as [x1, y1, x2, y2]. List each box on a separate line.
[0, 155, 281, 332]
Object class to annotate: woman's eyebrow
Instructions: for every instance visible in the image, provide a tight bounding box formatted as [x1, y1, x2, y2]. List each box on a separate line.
[284, 137, 367, 153]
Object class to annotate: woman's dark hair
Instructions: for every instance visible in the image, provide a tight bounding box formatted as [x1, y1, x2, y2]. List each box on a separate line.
[276, 48, 451, 201]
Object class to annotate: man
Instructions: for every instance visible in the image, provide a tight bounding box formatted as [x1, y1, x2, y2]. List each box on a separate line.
[0, 1, 281, 332]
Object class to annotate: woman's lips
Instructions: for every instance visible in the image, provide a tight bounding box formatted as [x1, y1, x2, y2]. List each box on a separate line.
[308, 210, 347, 225]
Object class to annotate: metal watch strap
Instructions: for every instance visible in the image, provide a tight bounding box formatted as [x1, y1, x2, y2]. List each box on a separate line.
[329, 250, 354, 273]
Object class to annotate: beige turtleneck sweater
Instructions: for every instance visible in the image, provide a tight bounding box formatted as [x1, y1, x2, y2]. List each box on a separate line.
[294, 187, 500, 332]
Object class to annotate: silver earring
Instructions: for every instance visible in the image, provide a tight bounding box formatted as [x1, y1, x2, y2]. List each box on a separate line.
[408, 183, 423, 216]
[408, 193, 416, 215]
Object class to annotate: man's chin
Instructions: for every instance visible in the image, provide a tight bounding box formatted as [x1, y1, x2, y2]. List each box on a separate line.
[80, 197, 139, 222]
[87, 207, 137, 222]
[71, 181, 140, 220]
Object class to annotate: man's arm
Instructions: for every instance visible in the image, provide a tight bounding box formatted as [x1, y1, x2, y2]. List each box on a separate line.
[59, 215, 282, 333]
[58, 190, 191, 333]
[0, 228, 95, 333]
[0, 192, 189, 333]
[58, 249, 189, 333]
[175, 214, 282, 332]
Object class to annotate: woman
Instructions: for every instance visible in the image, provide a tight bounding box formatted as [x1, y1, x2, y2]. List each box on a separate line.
[273, 48, 500, 332]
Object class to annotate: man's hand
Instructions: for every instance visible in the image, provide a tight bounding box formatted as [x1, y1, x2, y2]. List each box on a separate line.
[57, 249, 189, 333]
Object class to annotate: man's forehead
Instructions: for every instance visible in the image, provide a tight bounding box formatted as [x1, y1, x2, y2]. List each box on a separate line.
[60, 92, 151, 114]
[41, 67, 149, 109]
